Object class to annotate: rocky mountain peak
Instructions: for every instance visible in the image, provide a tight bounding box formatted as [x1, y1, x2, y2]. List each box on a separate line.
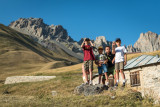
[9, 17, 46, 28]
[9, 18, 160, 54]
[94, 36, 112, 49]
[127, 31, 160, 52]
[9, 18, 74, 42]
[9, 18, 84, 55]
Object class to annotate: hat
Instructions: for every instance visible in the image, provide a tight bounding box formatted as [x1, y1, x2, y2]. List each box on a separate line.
[98, 46, 103, 50]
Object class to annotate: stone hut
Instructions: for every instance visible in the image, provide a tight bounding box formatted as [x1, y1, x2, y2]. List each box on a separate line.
[122, 55, 160, 100]
[93, 55, 160, 100]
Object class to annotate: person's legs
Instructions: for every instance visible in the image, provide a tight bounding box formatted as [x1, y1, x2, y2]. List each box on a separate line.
[120, 69, 125, 80]
[82, 64, 86, 82]
[104, 72, 108, 85]
[84, 61, 89, 84]
[119, 62, 125, 86]
[103, 64, 109, 85]
[98, 66, 103, 84]
[89, 69, 93, 84]
[109, 66, 116, 85]
[89, 60, 93, 85]
[82, 63, 89, 83]
[98, 74, 102, 84]
[116, 70, 119, 82]
[102, 75, 106, 85]
[114, 71, 116, 84]
[115, 63, 119, 86]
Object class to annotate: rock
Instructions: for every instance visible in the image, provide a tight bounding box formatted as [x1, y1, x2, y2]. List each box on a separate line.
[74, 84, 105, 96]
[4, 76, 56, 84]
[154, 100, 160, 105]
[94, 36, 112, 48]
[51, 91, 57, 96]
[127, 31, 160, 52]
[9, 18, 82, 54]
[93, 36, 113, 55]
[111, 96, 116, 99]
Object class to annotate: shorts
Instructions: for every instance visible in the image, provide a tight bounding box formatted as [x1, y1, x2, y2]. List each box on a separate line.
[102, 66, 116, 80]
[108, 66, 116, 76]
[98, 64, 108, 75]
[84, 60, 93, 72]
[115, 61, 124, 70]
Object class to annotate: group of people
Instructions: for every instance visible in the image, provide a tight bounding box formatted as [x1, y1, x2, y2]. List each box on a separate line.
[81, 38, 127, 87]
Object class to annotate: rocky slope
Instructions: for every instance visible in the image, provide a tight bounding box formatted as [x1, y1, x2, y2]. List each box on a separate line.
[9, 18, 83, 59]
[9, 18, 160, 54]
[127, 31, 160, 52]
[9, 18, 115, 56]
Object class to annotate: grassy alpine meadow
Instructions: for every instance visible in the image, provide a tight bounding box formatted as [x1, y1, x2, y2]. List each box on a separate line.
[0, 50, 159, 106]
[0, 64, 156, 106]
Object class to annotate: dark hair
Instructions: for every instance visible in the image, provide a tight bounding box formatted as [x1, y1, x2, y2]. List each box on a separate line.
[115, 38, 121, 42]
[105, 46, 110, 49]
[85, 38, 90, 41]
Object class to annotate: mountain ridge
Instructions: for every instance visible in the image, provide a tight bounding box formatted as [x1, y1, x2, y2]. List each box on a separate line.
[9, 18, 160, 53]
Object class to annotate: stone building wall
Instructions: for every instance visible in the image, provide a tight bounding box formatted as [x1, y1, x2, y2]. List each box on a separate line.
[122, 64, 160, 100]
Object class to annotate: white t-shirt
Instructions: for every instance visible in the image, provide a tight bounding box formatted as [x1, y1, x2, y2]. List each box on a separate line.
[115, 46, 127, 63]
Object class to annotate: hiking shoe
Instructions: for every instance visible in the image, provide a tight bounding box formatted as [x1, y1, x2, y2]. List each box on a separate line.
[106, 82, 109, 86]
[89, 81, 92, 85]
[84, 82, 89, 85]
[114, 82, 118, 87]
[122, 82, 125, 87]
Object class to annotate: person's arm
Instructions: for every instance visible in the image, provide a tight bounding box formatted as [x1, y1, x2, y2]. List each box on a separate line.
[104, 59, 108, 64]
[95, 60, 99, 65]
[81, 38, 86, 48]
[112, 57, 115, 64]
[89, 40, 94, 47]
[104, 55, 108, 64]
[123, 46, 127, 65]
[95, 56, 99, 65]
[112, 41, 116, 54]
[124, 54, 127, 65]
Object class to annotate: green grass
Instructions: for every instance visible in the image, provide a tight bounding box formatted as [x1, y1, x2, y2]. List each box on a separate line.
[0, 69, 155, 107]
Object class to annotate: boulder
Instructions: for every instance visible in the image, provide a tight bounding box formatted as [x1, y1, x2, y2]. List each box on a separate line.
[74, 84, 108, 96]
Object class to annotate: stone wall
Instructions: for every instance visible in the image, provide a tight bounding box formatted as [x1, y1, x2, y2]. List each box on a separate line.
[122, 64, 160, 101]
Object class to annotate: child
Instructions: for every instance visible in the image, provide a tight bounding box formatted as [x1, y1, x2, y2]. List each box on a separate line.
[95, 46, 108, 85]
[81, 38, 95, 85]
[113, 38, 127, 87]
[102, 42, 116, 86]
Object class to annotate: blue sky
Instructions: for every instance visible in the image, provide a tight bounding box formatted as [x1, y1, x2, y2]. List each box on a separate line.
[0, 0, 160, 46]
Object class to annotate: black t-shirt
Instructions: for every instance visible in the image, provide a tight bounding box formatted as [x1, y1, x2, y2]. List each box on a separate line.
[105, 52, 115, 67]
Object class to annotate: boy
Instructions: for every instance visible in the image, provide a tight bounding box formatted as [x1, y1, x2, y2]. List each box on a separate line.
[95, 46, 108, 85]
[81, 38, 95, 85]
[113, 38, 127, 87]
[102, 42, 116, 86]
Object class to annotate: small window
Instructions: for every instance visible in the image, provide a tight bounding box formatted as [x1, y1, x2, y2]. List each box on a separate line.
[130, 71, 140, 87]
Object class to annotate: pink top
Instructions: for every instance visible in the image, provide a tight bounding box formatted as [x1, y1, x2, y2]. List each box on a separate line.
[83, 45, 95, 61]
